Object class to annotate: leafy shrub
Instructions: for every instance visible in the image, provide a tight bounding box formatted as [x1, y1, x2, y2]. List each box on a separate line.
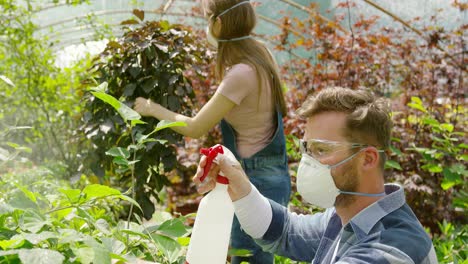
[391, 97, 467, 231]
[81, 15, 212, 219]
[432, 220, 467, 263]
[0, 168, 192, 264]
[0, 2, 91, 176]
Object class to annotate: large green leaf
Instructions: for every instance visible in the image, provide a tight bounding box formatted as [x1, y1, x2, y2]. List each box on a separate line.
[59, 188, 82, 204]
[101, 237, 126, 255]
[95, 219, 111, 235]
[9, 189, 39, 211]
[450, 164, 468, 176]
[407, 102, 427, 113]
[0, 249, 19, 257]
[149, 211, 173, 225]
[119, 195, 143, 214]
[155, 120, 187, 132]
[57, 229, 90, 244]
[440, 123, 454, 133]
[422, 117, 440, 126]
[18, 249, 65, 264]
[156, 218, 191, 238]
[441, 179, 457, 190]
[151, 234, 182, 263]
[410, 96, 423, 105]
[0, 239, 25, 250]
[228, 248, 253, 257]
[105, 147, 130, 159]
[422, 163, 443, 173]
[82, 184, 121, 201]
[84, 237, 112, 264]
[407, 97, 427, 113]
[14, 183, 37, 203]
[385, 160, 402, 170]
[72, 246, 94, 264]
[14, 231, 57, 245]
[20, 211, 50, 233]
[91, 90, 141, 121]
[389, 145, 403, 156]
[112, 156, 130, 166]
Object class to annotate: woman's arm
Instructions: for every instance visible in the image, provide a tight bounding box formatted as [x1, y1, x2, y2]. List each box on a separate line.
[134, 92, 236, 138]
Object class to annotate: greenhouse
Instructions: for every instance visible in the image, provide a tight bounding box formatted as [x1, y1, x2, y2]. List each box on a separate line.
[0, 0, 466, 263]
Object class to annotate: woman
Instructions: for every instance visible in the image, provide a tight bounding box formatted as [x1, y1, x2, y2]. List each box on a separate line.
[134, 1, 290, 263]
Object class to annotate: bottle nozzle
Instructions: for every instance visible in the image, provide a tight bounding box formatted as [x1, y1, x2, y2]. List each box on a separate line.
[199, 145, 224, 182]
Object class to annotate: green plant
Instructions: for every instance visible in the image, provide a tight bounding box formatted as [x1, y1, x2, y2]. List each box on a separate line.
[405, 96, 466, 192]
[0, 76, 32, 171]
[389, 96, 467, 230]
[0, 83, 193, 264]
[81, 16, 212, 219]
[0, 85, 199, 264]
[0, 168, 192, 264]
[0, 1, 91, 176]
[274, 255, 309, 264]
[89, 81, 186, 224]
[432, 220, 467, 263]
[0, 125, 32, 171]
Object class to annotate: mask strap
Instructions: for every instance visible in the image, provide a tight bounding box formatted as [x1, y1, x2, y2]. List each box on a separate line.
[335, 147, 387, 197]
[209, 1, 252, 43]
[328, 149, 363, 169]
[329, 148, 385, 169]
[339, 190, 386, 197]
[217, 1, 250, 18]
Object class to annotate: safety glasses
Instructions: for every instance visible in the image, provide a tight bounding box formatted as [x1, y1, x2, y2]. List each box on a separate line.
[299, 138, 368, 159]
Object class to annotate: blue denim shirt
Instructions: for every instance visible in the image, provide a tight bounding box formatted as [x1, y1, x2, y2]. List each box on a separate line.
[256, 184, 438, 264]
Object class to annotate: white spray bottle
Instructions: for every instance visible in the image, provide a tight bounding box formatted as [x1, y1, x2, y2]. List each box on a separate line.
[185, 144, 237, 264]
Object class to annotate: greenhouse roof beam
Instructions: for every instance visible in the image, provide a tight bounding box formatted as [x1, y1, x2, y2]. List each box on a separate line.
[37, 10, 205, 30]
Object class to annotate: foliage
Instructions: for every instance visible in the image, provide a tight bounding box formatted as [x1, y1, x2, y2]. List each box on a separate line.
[0, 77, 33, 171]
[391, 96, 467, 228]
[0, 124, 32, 173]
[432, 220, 468, 263]
[0, 167, 192, 264]
[81, 14, 212, 219]
[0, 0, 91, 176]
[274, 1, 467, 231]
[90, 82, 186, 225]
[0, 87, 192, 264]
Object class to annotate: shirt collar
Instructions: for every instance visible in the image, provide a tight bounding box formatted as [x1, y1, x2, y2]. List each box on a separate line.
[347, 183, 406, 238]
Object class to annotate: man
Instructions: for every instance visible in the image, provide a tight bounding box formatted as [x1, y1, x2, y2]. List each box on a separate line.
[194, 87, 438, 263]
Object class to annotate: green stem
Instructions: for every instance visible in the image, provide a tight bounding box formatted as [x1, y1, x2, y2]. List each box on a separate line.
[127, 123, 137, 242]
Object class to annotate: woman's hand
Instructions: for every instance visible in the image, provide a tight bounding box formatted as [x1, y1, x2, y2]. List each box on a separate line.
[134, 97, 157, 117]
[193, 155, 252, 201]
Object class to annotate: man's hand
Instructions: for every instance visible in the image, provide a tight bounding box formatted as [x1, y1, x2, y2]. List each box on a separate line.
[134, 97, 156, 117]
[193, 155, 252, 201]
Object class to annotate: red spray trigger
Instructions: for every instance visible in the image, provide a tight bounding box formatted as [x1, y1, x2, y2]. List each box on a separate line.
[199, 145, 224, 182]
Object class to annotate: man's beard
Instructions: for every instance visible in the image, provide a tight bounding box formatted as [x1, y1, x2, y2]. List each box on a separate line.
[334, 160, 359, 208]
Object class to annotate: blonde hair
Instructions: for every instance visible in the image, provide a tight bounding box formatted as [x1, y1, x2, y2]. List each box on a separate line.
[297, 87, 393, 168]
[203, 0, 287, 115]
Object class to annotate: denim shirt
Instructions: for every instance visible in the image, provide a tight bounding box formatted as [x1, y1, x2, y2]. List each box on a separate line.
[257, 184, 438, 264]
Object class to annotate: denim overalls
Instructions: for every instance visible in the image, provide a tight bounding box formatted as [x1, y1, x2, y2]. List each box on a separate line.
[220, 110, 291, 264]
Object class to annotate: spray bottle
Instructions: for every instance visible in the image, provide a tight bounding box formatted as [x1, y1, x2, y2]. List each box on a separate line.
[185, 144, 237, 264]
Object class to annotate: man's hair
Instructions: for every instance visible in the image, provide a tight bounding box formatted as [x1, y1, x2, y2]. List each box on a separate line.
[296, 87, 393, 169]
